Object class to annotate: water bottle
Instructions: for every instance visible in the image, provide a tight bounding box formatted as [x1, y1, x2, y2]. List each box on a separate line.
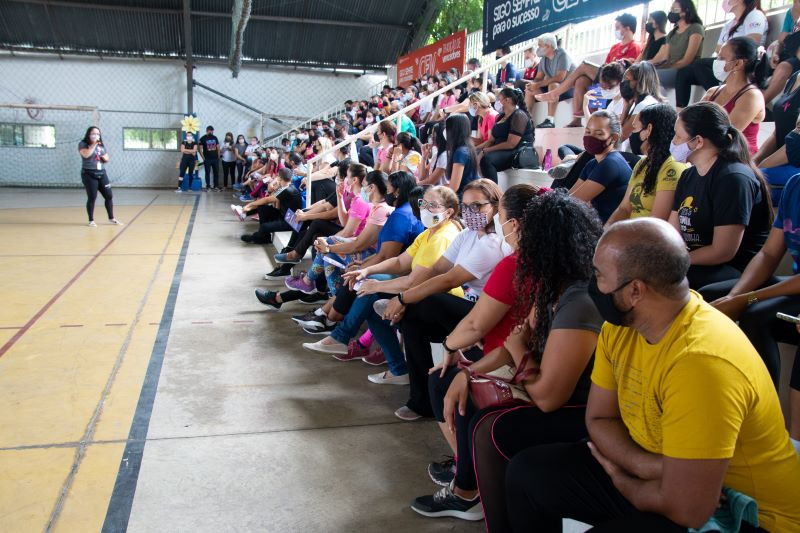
[543, 149, 553, 171]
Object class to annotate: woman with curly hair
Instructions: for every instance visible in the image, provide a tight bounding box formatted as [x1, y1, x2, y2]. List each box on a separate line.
[606, 103, 686, 224]
[410, 190, 604, 526]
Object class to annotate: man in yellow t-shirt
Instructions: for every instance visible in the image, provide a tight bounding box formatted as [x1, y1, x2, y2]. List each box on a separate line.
[504, 218, 800, 531]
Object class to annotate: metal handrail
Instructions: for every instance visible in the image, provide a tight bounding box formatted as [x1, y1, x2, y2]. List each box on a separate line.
[303, 49, 520, 206]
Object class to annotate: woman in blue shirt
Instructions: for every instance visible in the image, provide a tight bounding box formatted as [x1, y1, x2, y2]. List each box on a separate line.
[445, 113, 480, 196]
[569, 110, 633, 223]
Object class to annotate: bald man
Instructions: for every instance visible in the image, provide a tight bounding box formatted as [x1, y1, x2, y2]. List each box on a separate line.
[505, 218, 800, 532]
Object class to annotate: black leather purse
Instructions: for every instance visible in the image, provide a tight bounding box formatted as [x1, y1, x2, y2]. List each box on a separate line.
[511, 142, 540, 169]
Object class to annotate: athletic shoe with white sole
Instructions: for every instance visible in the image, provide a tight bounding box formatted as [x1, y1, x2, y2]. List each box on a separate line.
[230, 204, 246, 221]
[302, 321, 335, 335]
[255, 289, 281, 310]
[291, 310, 323, 327]
[88, 221, 97, 227]
[394, 405, 423, 421]
[273, 252, 301, 265]
[367, 371, 409, 385]
[109, 218, 124, 225]
[427, 456, 456, 487]
[302, 338, 348, 354]
[410, 483, 483, 521]
[264, 265, 292, 280]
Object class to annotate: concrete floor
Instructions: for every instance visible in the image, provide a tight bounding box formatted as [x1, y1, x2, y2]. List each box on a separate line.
[0, 188, 482, 533]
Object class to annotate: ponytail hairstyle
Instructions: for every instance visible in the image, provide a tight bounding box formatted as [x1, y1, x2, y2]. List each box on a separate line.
[728, 0, 762, 39]
[409, 185, 426, 219]
[679, 101, 773, 224]
[396, 131, 423, 154]
[364, 170, 388, 199]
[499, 87, 528, 113]
[726, 36, 767, 88]
[589, 109, 622, 148]
[637, 103, 677, 195]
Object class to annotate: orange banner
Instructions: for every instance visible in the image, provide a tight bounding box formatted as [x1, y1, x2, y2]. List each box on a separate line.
[396, 29, 467, 88]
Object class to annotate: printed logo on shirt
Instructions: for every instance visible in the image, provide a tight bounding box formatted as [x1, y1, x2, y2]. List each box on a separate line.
[665, 168, 677, 180]
[678, 196, 701, 244]
[629, 182, 645, 214]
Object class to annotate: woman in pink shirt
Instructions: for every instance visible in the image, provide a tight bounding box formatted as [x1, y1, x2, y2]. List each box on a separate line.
[469, 92, 499, 144]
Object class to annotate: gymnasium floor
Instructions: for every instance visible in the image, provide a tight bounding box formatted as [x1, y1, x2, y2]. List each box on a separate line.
[0, 188, 479, 533]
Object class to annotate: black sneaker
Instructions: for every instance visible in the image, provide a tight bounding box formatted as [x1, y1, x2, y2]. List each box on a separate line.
[298, 292, 328, 305]
[536, 118, 555, 128]
[427, 456, 456, 487]
[255, 289, 281, 310]
[241, 234, 254, 243]
[302, 321, 335, 335]
[410, 483, 483, 521]
[292, 309, 324, 327]
[264, 265, 292, 280]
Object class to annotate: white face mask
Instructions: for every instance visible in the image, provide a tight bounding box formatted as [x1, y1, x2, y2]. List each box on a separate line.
[669, 138, 695, 164]
[421, 208, 446, 229]
[365, 117, 374, 124]
[713, 59, 730, 82]
[615, 30, 623, 41]
[600, 86, 620, 99]
[493, 213, 515, 255]
[468, 106, 477, 117]
[494, 100, 503, 112]
[186, 136, 194, 143]
[270, 152, 279, 161]
[524, 58, 534, 68]
[90, 133, 100, 142]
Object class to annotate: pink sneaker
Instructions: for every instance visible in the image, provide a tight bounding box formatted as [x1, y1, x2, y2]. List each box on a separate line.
[332, 340, 371, 362]
[284, 273, 317, 295]
[362, 348, 386, 366]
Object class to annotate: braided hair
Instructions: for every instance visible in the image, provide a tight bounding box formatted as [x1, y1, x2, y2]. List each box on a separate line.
[637, 103, 677, 196]
[513, 190, 603, 360]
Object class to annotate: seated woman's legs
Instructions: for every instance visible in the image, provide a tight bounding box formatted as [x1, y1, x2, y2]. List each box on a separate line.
[473, 405, 588, 532]
[657, 68, 678, 90]
[399, 294, 475, 417]
[287, 219, 342, 260]
[568, 75, 593, 127]
[480, 150, 515, 183]
[761, 166, 800, 206]
[686, 264, 742, 291]
[675, 63, 699, 108]
[330, 293, 381, 345]
[365, 311, 407, 377]
[737, 294, 800, 386]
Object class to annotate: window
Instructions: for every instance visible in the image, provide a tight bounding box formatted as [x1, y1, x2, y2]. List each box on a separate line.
[123, 127, 180, 150]
[0, 123, 56, 148]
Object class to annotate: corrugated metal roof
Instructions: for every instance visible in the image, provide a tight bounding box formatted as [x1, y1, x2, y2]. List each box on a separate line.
[0, 0, 434, 70]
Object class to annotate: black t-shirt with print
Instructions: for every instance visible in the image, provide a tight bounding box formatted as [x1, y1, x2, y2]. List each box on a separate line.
[181, 141, 198, 163]
[672, 158, 770, 271]
[198, 134, 220, 160]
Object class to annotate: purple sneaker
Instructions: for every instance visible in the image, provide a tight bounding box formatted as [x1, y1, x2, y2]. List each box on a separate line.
[284, 273, 317, 295]
[332, 340, 371, 362]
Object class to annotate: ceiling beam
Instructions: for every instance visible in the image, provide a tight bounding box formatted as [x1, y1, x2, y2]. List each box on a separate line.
[6, 0, 411, 31]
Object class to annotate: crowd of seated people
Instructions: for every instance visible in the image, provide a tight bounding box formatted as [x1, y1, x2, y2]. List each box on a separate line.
[222, 5, 800, 528]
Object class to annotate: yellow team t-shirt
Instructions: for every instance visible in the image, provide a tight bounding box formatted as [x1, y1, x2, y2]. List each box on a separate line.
[592, 292, 800, 532]
[405, 220, 464, 297]
[625, 155, 686, 218]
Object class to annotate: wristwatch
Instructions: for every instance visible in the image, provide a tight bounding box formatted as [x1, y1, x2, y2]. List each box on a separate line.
[746, 292, 759, 306]
[442, 338, 454, 353]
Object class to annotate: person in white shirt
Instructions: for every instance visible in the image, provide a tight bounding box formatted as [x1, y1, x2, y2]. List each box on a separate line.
[675, 0, 767, 110]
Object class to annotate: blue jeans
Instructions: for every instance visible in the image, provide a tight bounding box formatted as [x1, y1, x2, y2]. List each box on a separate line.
[329, 274, 393, 346]
[761, 165, 800, 206]
[366, 308, 407, 376]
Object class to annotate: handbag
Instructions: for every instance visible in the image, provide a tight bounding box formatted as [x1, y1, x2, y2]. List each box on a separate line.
[458, 351, 539, 410]
[510, 142, 540, 169]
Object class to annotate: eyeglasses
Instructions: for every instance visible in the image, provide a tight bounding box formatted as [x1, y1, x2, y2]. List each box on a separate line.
[460, 201, 492, 213]
[418, 199, 445, 210]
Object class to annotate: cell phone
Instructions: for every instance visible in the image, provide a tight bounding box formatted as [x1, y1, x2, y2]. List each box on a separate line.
[776, 312, 800, 324]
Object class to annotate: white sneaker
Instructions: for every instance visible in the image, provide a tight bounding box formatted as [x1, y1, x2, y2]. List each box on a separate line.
[175, 187, 183, 193]
[394, 405, 422, 421]
[302, 339, 348, 354]
[109, 218, 124, 225]
[88, 221, 97, 227]
[230, 204, 245, 221]
[368, 371, 409, 385]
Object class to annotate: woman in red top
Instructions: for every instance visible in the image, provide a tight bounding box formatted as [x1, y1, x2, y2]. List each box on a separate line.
[702, 37, 765, 155]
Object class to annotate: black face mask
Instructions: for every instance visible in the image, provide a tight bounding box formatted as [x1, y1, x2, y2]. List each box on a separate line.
[385, 192, 396, 207]
[645, 22, 655, 34]
[629, 130, 644, 156]
[619, 80, 635, 100]
[588, 275, 634, 327]
[667, 12, 681, 24]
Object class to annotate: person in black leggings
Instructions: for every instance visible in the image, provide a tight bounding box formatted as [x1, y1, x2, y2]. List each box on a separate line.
[78, 126, 121, 227]
[476, 87, 534, 183]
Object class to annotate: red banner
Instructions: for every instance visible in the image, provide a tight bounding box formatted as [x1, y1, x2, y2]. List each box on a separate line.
[396, 29, 467, 88]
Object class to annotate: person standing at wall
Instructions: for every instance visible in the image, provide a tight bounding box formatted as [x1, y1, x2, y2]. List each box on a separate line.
[198, 125, 220, 191]
[176, 132, 198, 193]
[233, 134, 248, 189]
[78, 126, 122, 227]
[221, 132, 236, 190]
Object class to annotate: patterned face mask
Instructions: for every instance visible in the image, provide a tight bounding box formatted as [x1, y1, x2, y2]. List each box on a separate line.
[463, 208, 489, 232]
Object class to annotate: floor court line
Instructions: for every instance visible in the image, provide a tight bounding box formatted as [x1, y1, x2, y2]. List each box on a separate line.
[0, 195, 159, 359]
[45, 197, 192, 532]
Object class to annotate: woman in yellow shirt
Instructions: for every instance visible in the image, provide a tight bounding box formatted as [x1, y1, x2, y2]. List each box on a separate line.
[606, 103, 687, 225]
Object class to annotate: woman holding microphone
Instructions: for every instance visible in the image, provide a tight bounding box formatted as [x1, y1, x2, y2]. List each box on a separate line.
[78, 126, 122, 227]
